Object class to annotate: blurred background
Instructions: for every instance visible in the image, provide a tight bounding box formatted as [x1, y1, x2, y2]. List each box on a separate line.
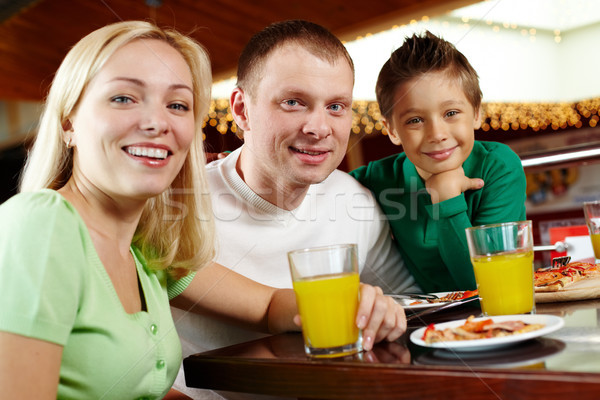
[1, 0, 599, 264]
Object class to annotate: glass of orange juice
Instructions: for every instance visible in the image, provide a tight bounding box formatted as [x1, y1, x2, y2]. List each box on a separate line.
[583, 201, 600, 261]
[465, 221, 535, 316]
[288, 244, 362, 358]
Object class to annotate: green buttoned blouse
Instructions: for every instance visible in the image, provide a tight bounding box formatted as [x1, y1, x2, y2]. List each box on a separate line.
[0, 190, 194, 399]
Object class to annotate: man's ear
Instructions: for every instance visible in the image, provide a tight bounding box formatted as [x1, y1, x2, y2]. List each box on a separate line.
[230, 87, 250, 132]
[473, 106, 483, 130]
[382, 118, 402, 146]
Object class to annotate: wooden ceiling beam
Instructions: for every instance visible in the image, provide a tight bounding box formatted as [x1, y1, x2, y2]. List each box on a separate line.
[0, 0, 474, 100]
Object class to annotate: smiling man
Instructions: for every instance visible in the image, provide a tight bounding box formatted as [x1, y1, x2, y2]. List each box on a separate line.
[172, 20, 418, 398]
[194, 19, 417, 307]
[232, 38, 353, 211]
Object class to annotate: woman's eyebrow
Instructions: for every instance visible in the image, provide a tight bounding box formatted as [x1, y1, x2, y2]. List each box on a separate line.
[109, 77, 193, 93]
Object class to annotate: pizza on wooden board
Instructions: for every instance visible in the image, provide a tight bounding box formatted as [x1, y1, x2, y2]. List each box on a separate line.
[534, 262, 600, 292]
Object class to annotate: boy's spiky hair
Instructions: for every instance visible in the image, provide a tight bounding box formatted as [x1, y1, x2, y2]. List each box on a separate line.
[376, 31, 482, 120]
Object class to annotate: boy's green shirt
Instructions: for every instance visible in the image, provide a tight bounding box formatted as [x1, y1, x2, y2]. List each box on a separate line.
[351, 141, 527, 293]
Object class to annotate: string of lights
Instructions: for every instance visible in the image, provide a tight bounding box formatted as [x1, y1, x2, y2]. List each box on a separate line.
[202, 97, 600, 138]
[203, 1, 600, 138]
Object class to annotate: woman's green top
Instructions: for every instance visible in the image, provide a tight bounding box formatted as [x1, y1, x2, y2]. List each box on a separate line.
[0, 190, 194, 399]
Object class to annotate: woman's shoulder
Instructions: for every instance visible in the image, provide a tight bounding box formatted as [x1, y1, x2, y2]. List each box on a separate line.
[0, 189, 81, 232]
[2, 189, 69, 208]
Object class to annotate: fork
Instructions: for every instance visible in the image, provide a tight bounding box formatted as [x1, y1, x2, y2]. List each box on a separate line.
[552, 256, 571, 268]
[406, 295, 479, 322]
[388, 293, 439, 301]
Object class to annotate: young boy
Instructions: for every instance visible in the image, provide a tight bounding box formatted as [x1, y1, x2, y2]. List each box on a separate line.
[351, 31, 526, 293]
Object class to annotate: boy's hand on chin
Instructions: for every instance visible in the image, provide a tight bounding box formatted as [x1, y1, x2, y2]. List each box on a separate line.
[425, 167, 484, 203]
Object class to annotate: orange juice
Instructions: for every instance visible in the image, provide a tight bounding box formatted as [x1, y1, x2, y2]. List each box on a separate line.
[471, 250, 534, 315]
[292, 272, 360, 349]
[591, 233, 600, 259]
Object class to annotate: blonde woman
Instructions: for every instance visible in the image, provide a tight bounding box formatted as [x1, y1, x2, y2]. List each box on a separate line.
[0, 20, 407, 400]
[0, 20, 218, 399]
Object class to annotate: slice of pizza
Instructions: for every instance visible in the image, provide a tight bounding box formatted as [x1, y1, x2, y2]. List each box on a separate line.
[534, 262, 599, 292]
[534, 268, 582, 292]
[567, 262, 600, 278]
[422, 315, 545, 343]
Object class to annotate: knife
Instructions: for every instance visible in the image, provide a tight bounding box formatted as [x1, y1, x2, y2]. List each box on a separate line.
[406, 295, 479, 322]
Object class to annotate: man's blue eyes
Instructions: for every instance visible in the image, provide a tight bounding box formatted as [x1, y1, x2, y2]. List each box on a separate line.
[282, 101, 344, 111]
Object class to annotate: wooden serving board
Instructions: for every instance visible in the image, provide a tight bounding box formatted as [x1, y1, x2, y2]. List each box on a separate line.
[535, 276, 600, 303]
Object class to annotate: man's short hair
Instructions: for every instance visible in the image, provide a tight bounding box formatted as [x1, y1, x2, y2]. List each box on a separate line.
[236, 19, 354, 97]
[376, 31, 482, 120]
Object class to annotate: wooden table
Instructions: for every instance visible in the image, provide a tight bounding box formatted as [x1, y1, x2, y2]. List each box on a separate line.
[183, 299, 600, 399]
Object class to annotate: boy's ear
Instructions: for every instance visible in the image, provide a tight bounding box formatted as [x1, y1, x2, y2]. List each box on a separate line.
[230, 87, 251, 132]
[473, 106, 483, 130]
[382, 118, 402, 146]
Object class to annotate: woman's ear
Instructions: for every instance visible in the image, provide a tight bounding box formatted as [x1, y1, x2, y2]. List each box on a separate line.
[62, 119, 74, 147]
[230, 87, 250, 132]
[382, 118, 402, 146]
[62, 119, 73, 132]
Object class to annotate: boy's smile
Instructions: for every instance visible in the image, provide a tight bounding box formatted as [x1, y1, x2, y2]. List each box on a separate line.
[424, 145, 458, 161]
[384, 70, 480, 181]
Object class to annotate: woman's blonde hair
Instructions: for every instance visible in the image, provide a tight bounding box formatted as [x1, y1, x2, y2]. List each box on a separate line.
[20, 20, 215, 275]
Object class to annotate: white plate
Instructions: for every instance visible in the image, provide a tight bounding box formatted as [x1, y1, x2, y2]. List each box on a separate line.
[413, 337, 566, 368]
[410, 314, 564, 352]
[394, 292, 460, 310]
